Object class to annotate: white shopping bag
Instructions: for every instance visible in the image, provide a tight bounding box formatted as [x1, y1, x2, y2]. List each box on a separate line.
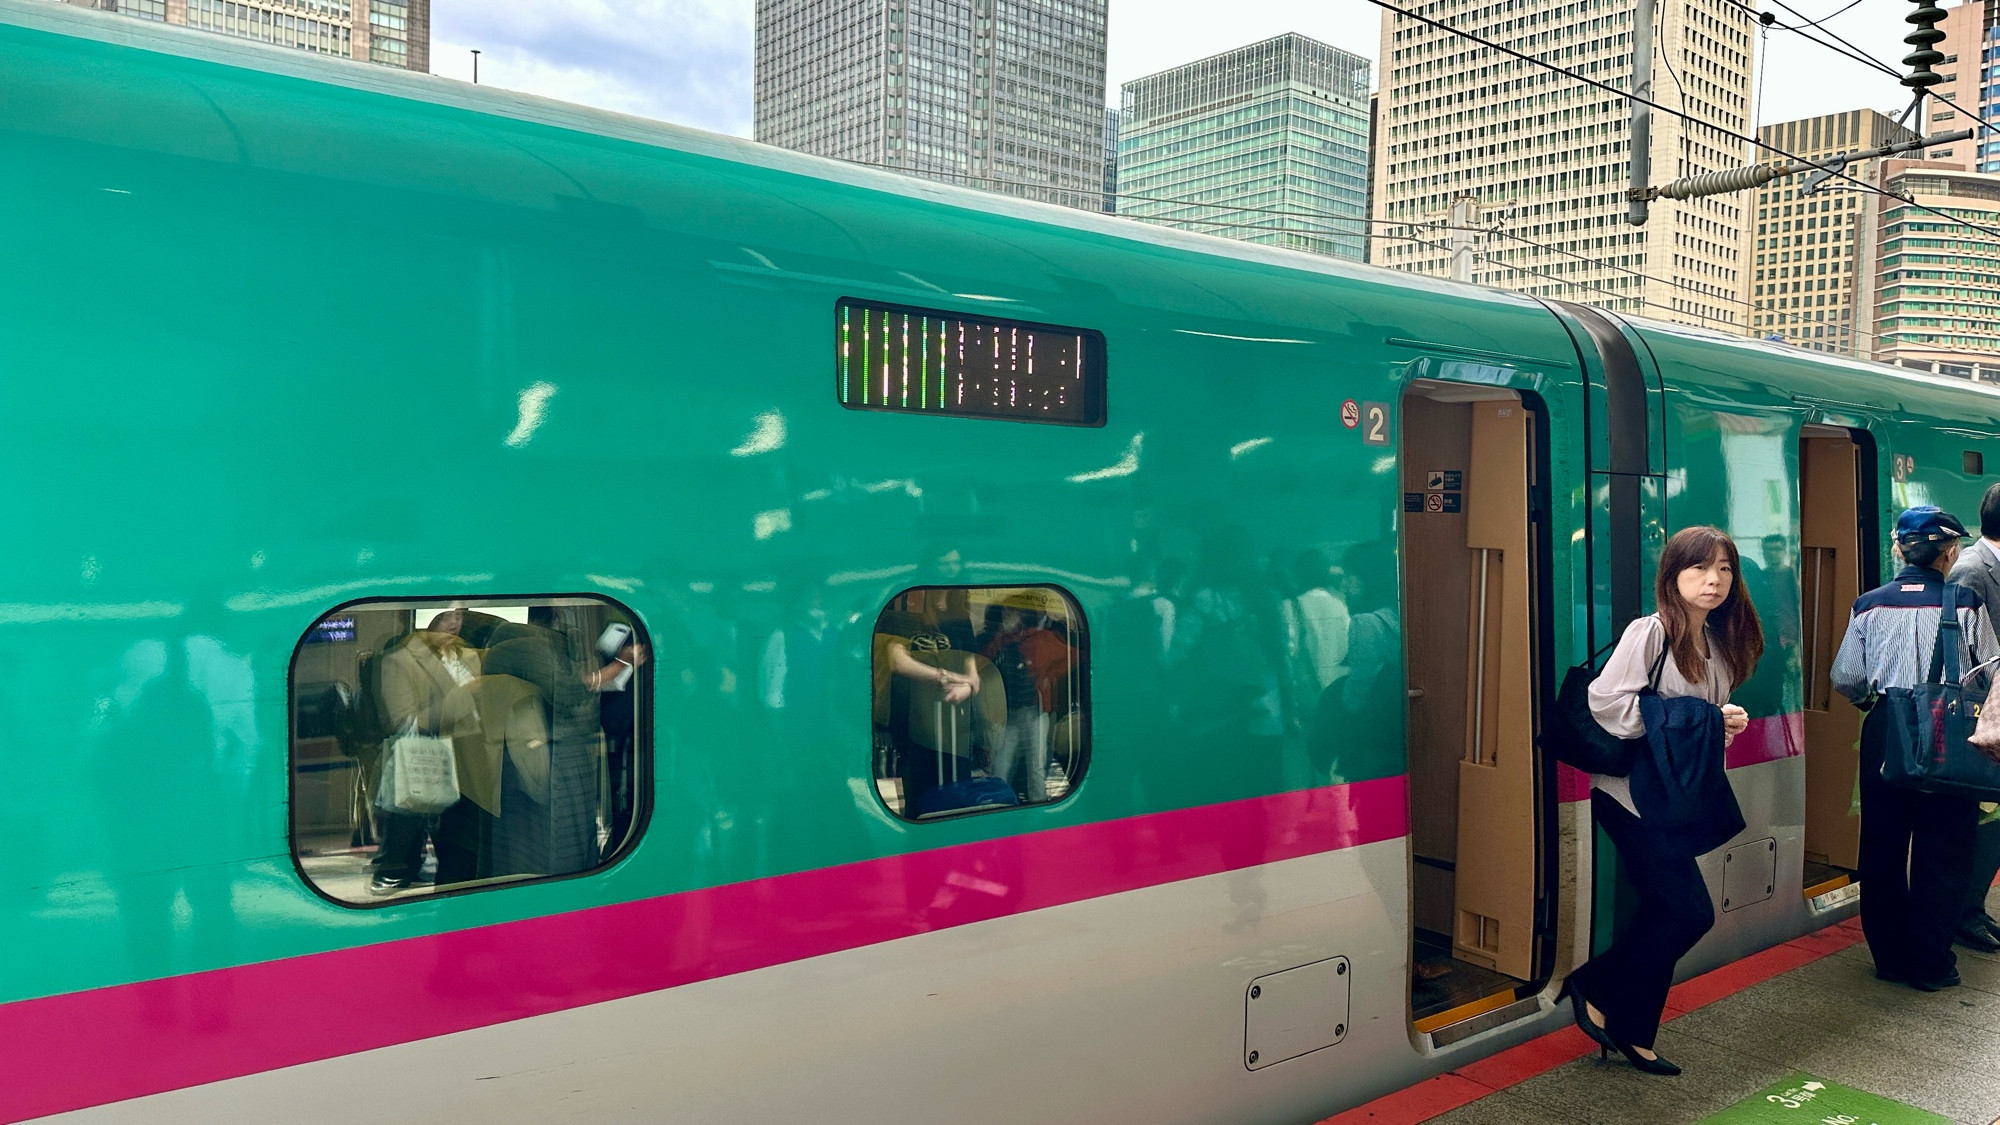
[375, 721, 461, 816]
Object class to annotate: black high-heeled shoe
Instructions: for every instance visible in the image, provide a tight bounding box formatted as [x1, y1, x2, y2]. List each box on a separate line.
[1606, 1040, 1681, 1076]
[1556, 977, 1615, 1051]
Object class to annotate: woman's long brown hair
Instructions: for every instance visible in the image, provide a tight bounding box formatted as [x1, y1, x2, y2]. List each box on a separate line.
[1655, 525, 1764, 690]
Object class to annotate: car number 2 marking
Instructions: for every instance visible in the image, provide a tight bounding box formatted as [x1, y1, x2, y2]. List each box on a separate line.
[1361, 402, 1391, 446]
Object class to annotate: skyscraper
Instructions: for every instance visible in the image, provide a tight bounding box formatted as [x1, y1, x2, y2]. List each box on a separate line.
[1931, 0, 1993, 172]
[1370, 0, 1757, 331]
[1117, 34, 1371, 261]
[754, 0, 1109, 211]
[1858, 159, 2000, 378]
[1747, 110, 1912, 356]
[1101, 106, 1118, 214]
[61, 0, 428, 71]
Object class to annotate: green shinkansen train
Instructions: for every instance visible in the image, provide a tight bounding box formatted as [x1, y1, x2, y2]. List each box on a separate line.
[0, 3, 1981, 1121]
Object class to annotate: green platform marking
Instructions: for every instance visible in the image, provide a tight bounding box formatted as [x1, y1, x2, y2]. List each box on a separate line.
[1702, 1074, 1950, 1124]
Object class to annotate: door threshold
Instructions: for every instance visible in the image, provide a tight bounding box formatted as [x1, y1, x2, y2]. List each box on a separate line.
[1421, 994, 1545, 1048]
[1413, 987, 1518, 1035]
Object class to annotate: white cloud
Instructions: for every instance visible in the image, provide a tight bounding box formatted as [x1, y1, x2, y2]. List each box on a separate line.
[432, 0, 751, 135]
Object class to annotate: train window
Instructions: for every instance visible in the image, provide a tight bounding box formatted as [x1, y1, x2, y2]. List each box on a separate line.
[289, 597, 648, 905]
[871, 585, 1088, 820]
[834, 298, 1106, 426]
[1966, 451, 1985, 475]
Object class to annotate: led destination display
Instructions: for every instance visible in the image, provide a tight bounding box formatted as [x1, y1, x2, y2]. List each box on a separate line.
[836, 298, 1105, 426]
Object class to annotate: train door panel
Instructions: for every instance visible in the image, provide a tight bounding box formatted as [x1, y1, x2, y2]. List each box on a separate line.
[1799, 426, 1871, 885]
[1455, 402, 1538, 980]
[1402, 394, 1472, 949]
[1400, 379, 1545, 1028]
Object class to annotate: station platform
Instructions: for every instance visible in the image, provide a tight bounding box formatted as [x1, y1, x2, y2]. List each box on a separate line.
[1324, 886, 2000, 1125]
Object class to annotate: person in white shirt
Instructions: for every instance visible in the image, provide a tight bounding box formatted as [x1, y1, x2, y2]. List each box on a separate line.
[1564, 526, 1762, 1076]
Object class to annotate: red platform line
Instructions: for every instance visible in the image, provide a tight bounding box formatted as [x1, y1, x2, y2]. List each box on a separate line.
[1316, 918, 1868, 1125]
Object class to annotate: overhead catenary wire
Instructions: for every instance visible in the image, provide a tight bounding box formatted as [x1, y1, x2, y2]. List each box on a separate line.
[1776, 0, 1865, 31]
[1717, 0, 2000, 144]
[1367, 0, 2000, 245]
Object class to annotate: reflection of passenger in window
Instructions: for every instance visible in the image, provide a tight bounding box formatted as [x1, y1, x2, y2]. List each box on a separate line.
[981, 589, 1076, 803]
[479, 607, 640, 878]
[370, 610, 481, 895]
[1310, 542, 1401, 784]
[1173, 534, 1284, 751]
[875, 586, 983, 812]
[293, 599, 648, 905]
[1283, 548, 1352, 735]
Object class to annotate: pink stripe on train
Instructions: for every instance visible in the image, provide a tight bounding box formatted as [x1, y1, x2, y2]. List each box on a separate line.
[0, 777, 1408, 1123]
[1558, 712, 1805, 802]
[1723, 712, 1804, 770]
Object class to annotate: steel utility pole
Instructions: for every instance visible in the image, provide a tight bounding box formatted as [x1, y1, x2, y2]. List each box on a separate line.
[1449, 195, 1478, 282]
[471, 49, 481, 85]
[1627, 0, 1655, 225]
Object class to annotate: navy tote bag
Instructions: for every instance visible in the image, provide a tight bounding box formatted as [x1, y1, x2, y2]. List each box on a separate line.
[1880, 584, 2000, 801]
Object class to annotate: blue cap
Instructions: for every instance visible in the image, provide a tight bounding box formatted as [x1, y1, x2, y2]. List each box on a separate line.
[1895, 505, 1970, 544]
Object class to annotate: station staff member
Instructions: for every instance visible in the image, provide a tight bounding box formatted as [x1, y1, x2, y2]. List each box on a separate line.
[1832, 505, 1996, 991]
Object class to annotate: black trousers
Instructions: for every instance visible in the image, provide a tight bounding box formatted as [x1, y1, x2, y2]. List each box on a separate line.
[374, 803, 491, 885]
[1583, 791, 1716, 1050]
[1859, 708, 1979, 981]
[1964, 816, 2000, 924]
[372, 810, 429, 882]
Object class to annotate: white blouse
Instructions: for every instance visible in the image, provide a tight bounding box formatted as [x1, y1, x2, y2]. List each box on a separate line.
[1586, 614, 1734, 815]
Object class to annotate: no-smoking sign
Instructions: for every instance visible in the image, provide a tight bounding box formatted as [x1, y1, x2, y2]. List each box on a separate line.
[1341, 399, 1360, 429]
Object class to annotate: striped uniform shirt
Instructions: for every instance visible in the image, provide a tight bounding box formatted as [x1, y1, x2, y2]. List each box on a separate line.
[1830, 565, 1998, 707]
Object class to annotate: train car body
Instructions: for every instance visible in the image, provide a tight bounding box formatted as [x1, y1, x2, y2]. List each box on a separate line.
[3, 4, 1996, 1122]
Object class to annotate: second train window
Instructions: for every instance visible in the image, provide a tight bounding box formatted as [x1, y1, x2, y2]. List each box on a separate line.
[872, 585, 1088, 820]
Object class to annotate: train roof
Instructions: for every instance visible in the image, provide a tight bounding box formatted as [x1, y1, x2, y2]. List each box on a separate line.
[12, 0, 2000, 427]
[0, 1, 1552, 310]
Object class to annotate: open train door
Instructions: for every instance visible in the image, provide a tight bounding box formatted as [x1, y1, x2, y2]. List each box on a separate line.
[1798, 425, 1876, 902]
[1400, 378, 1552, 1034]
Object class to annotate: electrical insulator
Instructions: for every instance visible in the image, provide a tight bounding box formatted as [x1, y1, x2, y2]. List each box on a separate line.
[1655, 164, 1781, 200]
[1904, 0, 1946, 90]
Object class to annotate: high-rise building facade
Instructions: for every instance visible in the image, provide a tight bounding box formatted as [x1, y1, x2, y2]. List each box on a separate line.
[754, 0, 1109, 211]
[1747, 110, 1912, 355]
[1931, 0, 1991, 172]
[1116, 34, 1371, 262]
[1101, 106, 1118, 213]
[1857, 159, 2000, 378]
[1370, 0, 1757, 331]
[61, 0, 428, 70]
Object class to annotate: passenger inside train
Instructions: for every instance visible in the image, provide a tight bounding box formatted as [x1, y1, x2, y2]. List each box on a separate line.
[871, 584, 1086, 819]
[289, 597, 647, 904]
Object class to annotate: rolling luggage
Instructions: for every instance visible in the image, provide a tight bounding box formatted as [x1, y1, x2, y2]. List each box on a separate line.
[912, 698, 1017, 819]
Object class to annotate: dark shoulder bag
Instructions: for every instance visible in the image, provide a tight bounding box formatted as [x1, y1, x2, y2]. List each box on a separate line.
[1880, 583, 2000, 801]
[1542, 635, 1665, 777]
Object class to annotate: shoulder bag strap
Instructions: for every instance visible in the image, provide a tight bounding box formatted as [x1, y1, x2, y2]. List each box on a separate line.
[1647, 632, 1670, 690]
[1939, 582, 1963, 686]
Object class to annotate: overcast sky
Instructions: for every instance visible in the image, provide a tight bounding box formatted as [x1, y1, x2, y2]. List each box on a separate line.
[431, 1, 1925, 147]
